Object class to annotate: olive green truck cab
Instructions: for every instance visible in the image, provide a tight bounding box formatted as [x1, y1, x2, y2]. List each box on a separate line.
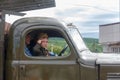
[0, 17, 120, 80]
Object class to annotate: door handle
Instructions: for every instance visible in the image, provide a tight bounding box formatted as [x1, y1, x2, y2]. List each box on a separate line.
[20, 65, 26, 77]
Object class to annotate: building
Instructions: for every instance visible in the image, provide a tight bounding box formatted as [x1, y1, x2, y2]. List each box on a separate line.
[99, 22, 120, 53]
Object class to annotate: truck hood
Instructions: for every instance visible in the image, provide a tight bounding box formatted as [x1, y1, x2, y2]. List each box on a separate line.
[79, 50, 120, 66]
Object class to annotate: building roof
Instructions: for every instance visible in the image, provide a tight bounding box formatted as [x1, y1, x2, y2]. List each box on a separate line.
[99, 22, 120, 27]
[0, 0, 55, 12]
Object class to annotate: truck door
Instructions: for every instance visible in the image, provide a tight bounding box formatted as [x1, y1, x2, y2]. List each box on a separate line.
[19, 28, 80, 80]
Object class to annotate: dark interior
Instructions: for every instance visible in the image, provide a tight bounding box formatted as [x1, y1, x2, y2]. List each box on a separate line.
[28, 29, 64, 39]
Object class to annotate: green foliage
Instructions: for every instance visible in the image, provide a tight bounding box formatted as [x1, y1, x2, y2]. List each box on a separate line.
[83, 38, 103, 53]
[48, 37, 68, 55]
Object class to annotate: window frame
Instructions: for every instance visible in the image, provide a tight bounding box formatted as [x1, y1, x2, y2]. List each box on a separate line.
[22, 25, 76, 59]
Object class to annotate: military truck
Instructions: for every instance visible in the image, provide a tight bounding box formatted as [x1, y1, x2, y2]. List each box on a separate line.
[0, 17, 120, 80]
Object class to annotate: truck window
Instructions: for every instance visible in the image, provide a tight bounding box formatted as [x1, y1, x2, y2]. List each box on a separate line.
[48, 37, 70, 56]
[24, 29, 70, 57]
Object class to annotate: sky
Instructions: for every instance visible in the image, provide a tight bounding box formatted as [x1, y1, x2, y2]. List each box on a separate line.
[6, 0, 120, 38]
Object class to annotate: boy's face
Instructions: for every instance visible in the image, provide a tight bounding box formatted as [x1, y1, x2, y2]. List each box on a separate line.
[38, 38, 48, 48]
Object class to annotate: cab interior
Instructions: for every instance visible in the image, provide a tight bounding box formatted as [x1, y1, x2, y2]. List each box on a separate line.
[25, 29, 71, 57]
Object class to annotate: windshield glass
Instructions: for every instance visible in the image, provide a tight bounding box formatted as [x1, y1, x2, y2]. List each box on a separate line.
[68, 27, 87, 51]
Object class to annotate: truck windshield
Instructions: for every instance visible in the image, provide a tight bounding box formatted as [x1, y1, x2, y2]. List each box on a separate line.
[68, 27, 88, 51]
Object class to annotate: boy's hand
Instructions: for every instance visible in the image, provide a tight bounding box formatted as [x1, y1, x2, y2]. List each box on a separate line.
[37, 39, 41, 44]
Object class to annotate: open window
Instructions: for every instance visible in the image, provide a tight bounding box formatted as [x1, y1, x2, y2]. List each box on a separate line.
[24, 29, 71, 57]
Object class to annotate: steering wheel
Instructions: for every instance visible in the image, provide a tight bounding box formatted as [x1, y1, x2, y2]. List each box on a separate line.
[58, 45, 68, 56]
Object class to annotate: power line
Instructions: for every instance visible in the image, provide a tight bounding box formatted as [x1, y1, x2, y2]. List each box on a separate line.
[74, 4, 119, 12]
